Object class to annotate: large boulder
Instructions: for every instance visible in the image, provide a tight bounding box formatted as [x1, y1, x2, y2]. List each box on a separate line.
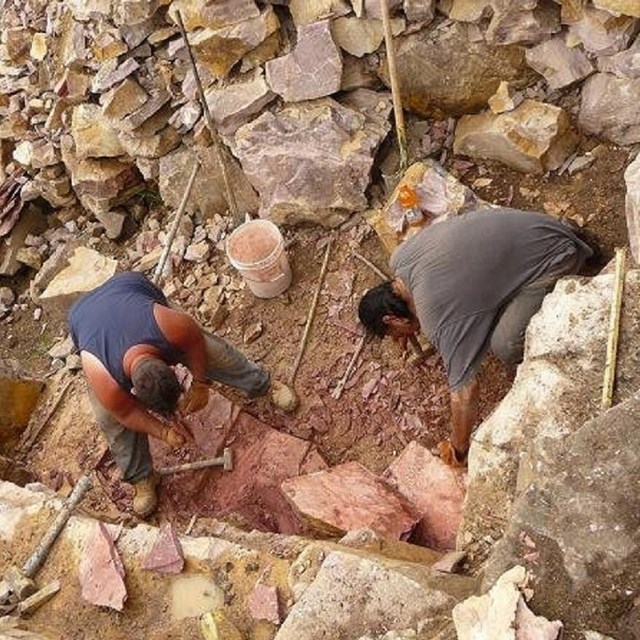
[234, 89, 391, 226]
[458, 269, 640, 566]
[266, 20, 343, 102]
[158, 144, 258, 219]
[579, 73, 640, 145]
[382, 21, 534, 118]
[625, 154, 640, 264]
[454, 100, 578, 174]
[483, 390, 640, 638]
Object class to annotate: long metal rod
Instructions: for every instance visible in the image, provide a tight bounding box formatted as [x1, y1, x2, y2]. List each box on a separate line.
[22, 474, 92, 579]
[152, 160, 200, 285]
[380, 0, 407, 171]
[289, 240, 333, 385]
[601, 247, 627, 410]
[175, 10, 239, 220]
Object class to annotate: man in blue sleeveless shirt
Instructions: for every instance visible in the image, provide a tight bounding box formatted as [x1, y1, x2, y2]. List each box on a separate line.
[69, 271, 276, 518]
[358, 208, 593, 467]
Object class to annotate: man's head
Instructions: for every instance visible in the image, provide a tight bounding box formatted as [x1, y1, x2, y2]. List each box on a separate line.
[131, 357, 181, 416]
[358, 281, 419, 338]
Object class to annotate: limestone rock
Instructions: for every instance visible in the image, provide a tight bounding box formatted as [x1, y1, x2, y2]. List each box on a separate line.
[101, 79, 149, 123]
[0, 207, 47, 277]
[5, 27, 32, 62]
[248, 583, 280, 624]
[458, 270, 640, 562]
[594, 0, 640, 19]
[71, 105, 124, 160]
[55, 69, 92, 101]
[205, 71, 276, 136]
[62, 136, 143, 216]
[168, 0, 260, 31]
[94, 209, 127, 240]
[525, 35, 594, 89]
[488, 81, 520, 113]
[383, 22, 533, 118]
[188, 7, 280, 79]
[281, 461, 420, 539]
[363, 0, 403, 19]
[113, 0, 171, 27]
[579, 72, 640, 144]
[483, 388, 640, 636]
[65, 0, 112, 21]
[159, 145, 258, 218]
[454, 99, 578, 174]
[448, 0, 491, 21]
[383, 441, 465, 551]
[288, 0, 351, 26]
[91, 58, 140, 94]
[568, 4, 638, 55]
[331, 17, 405, 57]
[266, 20, 342, 102]
[30, 33, 48, 61]
[404, 0, 436, 23]
[79, 522, 127, 611]
[39, 247, 118, 307]
[453, 566, 563, 640]
[234, 90, 391, 226]
[598, 36, 640, 78]
[625, 153, 640, 264]
[485, 0, 561, 45]
[118, 126, 181, 159]
[275, 550, 473, 640]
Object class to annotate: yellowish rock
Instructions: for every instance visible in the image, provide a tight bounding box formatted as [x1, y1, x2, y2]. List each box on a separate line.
[593, 0, 640, 18]
[30, 33, 48, 61]
[488, 81, 518, 114]
[71, 104, 124, 160]
[0, 376, 44, 445]
[200, 609, 244, 640]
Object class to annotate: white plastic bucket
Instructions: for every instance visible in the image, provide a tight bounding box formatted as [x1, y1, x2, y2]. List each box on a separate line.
[226, 219, 292, 298]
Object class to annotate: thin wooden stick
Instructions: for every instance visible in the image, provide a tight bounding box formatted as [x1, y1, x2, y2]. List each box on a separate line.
[380, 0, 408, 171]
[152, 160, 200, 285]
[176, 10, 239, 221]
[601, 247, 627, 410]
[331, 333, 369, 400]
[289, 240, 333, 385]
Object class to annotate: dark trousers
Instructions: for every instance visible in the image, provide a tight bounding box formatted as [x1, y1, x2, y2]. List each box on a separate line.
[89, 331, 269, 484]
[490, 251, 585, 365]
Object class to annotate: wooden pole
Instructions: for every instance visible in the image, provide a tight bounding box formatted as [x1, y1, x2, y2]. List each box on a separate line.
[380, 0, 408, 171]
[152, 160, 200, 285]
[175, 10, 239, 221]
[601, 247, 627, 410]
[289, 240, 333, 385]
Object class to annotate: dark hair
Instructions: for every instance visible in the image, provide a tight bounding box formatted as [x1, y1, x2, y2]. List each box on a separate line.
[358, 282, 412, 337]
[131, 358, 181, 416]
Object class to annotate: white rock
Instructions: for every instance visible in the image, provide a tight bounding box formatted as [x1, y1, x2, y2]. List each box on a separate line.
[625, 153, 640, 264]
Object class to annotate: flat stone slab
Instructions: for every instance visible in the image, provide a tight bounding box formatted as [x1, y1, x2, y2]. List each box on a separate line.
[79, 522, 127, 611]
[383, 441, 466, 551]
[248, 582, 280, 624]
[281, 461, 420, 539]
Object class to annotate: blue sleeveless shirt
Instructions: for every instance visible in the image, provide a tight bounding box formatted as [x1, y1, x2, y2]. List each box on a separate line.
[68, 272, 185, 392]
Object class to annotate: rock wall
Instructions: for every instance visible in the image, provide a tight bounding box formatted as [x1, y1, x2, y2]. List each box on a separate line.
[1, 0, 640, 247]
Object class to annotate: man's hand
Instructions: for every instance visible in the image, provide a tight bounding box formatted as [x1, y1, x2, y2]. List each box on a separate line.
[161, 426, 186, 449]
[437, 440, 468, 468]
[179, 380, 210, 415]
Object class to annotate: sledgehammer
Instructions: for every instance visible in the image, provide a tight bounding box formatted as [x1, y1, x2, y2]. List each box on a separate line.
[0, 473, 92, 605]
[158, 447, 233, 476]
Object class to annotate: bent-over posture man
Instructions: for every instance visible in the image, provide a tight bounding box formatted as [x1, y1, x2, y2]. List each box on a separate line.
[358, 208, 593, 466]
[69, 271, 272, 517]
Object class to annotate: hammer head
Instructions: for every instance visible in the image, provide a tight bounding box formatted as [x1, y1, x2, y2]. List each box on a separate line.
[4, 566, 37, 602]
[222, 447, 233, 471]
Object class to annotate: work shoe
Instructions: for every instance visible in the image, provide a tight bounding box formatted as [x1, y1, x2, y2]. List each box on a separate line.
[132, 474, 159, 518]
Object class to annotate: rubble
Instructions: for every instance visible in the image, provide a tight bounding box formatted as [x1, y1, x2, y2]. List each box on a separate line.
[71, 104, 124, 160]
[454, 100, 579, 174]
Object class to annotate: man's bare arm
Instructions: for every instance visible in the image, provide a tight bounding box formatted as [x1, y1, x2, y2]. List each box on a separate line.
[82, 352, 168, 440]
[449, 376, 479, 455]
[153, 305, 207, 381]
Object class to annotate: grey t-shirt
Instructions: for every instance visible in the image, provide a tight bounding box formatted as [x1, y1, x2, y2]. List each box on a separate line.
[390, 208, 592, 391]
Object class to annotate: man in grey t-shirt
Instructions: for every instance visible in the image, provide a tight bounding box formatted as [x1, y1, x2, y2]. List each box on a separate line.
[358, 207, 593, 466]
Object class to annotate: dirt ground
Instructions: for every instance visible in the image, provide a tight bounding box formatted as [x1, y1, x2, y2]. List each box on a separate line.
[1, 139, 631, 534]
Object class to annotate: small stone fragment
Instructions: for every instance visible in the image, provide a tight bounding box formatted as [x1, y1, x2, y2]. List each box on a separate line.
[142, 522, 184, 575]
[243, 321, 263, 344]
[248, 583, 280, 625]
[30, 33, 48, 61]
[488, 81, 519, 114]
[271, 381, 299, 412]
